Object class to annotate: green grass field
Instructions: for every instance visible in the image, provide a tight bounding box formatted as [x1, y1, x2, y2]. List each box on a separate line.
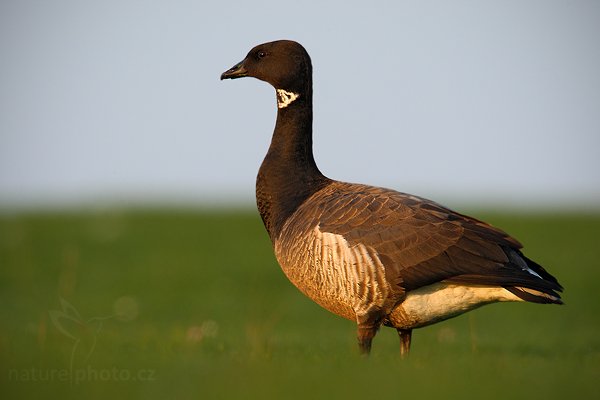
[1, 209, 599, 399]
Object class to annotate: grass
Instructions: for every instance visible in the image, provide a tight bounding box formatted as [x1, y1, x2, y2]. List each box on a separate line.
[1, 208, 599, 399]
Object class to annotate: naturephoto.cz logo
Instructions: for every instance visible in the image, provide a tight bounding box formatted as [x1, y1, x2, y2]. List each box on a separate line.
[8, 366, 155, 384]
[8, 297, 155, 385]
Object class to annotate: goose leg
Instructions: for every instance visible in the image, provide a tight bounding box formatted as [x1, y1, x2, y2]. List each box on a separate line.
[357, 323, 378, 355]
[397, 328, 412, 357]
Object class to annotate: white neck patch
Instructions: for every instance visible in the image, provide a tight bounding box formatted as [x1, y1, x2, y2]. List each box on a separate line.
[276, 89, 300, 109]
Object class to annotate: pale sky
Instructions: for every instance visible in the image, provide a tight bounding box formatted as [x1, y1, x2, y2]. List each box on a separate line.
[1, 0, 599, 209]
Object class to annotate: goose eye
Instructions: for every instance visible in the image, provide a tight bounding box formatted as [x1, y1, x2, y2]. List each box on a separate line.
[257, 51, 266, 59]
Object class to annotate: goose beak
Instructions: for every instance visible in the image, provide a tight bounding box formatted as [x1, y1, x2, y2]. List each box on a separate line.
[220, 60, 248, 80]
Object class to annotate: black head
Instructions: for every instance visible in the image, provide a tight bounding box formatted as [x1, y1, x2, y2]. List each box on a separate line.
[220, 40, 312, 94]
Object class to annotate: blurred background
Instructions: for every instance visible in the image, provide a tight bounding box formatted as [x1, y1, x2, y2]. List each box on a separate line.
[1, 0, 599, 210]
[1, 1, 599, 399]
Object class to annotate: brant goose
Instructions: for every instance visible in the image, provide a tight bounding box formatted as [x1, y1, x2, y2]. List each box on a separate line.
[220, 40, 563, 355]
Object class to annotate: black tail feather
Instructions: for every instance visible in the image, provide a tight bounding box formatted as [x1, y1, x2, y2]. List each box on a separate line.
[520, 252, 564, 290]
[448, 248, 563, 305]
[505, 286, 563, 305]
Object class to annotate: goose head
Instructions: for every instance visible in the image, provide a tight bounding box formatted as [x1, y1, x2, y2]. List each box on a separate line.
[220, 40, 311, 96]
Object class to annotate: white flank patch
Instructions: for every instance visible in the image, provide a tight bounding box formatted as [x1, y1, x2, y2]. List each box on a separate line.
[276, 89, 299, 108]
[274, 223, 391, 321]
[311, 225, 390, 316]
[399, 282, 523, 328]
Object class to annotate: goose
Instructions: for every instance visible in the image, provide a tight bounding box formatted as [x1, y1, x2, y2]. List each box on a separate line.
[220, 40, 563, 356]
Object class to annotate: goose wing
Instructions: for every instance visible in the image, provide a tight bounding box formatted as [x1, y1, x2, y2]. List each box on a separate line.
[290, 181, 562, 299]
